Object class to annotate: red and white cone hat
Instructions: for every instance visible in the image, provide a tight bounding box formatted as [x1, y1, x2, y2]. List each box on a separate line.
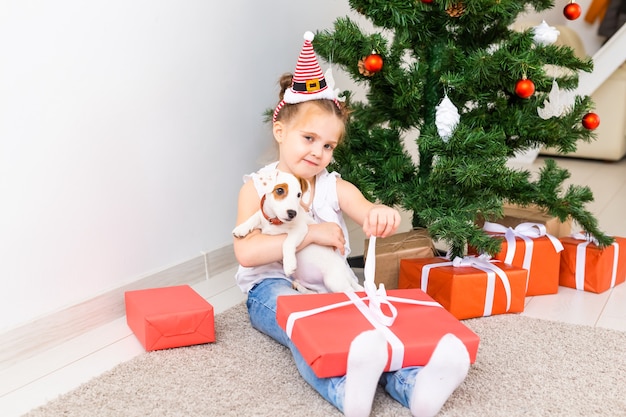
[273, 31, 339, 121]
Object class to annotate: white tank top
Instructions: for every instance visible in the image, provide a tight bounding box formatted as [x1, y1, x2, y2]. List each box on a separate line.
[234, 162, 354, 293]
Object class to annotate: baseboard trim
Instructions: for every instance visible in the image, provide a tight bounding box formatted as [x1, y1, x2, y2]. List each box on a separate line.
[0, 244, 236, 371]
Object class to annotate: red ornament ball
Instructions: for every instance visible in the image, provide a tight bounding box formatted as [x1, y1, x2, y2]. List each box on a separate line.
[514, 78, 535, 99]
[363, 54, 384, 73]
[582, 112, 600, 130]
[421, 0, 434, 3]
[563, 2, 582, 20]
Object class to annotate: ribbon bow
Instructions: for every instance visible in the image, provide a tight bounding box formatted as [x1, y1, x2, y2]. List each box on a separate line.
[419, 254, 513, 315]
[483, 221, 564, 261]
[570, 232, 600, 245]
[452, 255, 513, 313]
[483, 221, 563, 291]
[284, 235, 442, 372]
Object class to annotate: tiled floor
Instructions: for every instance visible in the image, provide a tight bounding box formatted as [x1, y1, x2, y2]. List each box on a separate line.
[1, 155, 625, 417]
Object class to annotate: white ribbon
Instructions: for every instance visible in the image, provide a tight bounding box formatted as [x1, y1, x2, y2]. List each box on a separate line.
[483, 222, 563, 291]
[419, 254, 512, 316]
[284, 236, 443, 372]
[612, 243, 620, 288]
[569, 233, 620, 290]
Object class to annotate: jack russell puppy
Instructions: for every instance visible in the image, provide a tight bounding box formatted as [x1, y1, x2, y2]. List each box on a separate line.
[232, 169, 363, 293]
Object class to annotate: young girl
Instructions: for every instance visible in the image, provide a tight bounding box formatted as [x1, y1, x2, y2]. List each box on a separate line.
[233, 32, 470, 417]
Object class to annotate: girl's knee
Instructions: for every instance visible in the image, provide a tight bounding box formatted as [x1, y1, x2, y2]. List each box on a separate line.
[246, 278, 295, 346]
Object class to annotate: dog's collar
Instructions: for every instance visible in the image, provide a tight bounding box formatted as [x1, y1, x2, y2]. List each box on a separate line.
[260, 195, 283, 225]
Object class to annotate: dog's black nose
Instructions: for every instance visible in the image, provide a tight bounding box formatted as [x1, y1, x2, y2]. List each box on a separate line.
[287, 210, 297, 219]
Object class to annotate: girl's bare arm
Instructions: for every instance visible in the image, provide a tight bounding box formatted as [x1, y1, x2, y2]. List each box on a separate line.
[336, 178, 400, 238]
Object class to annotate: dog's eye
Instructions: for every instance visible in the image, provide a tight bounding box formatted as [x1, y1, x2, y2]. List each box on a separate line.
[297, 192, 302, 198]
[275, 187, 285, 196]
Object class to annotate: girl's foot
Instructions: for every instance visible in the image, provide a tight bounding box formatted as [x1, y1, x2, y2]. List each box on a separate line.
[410, 333, 470, 417]
[343, 329, 388, 417]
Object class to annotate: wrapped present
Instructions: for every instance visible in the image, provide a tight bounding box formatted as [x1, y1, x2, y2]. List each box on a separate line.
[364, 228, 435, 290]
[125, 285, 215, 351]
[477, 204, 572, 238]
[277, 288, 479, 378]
[559, 234, 626, 293]
[399, 256, 527, 320]
[473, 222, 564, 296]
[276, 237, 480, 379]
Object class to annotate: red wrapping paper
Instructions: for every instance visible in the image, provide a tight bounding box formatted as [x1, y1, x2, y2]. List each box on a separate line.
[276, 289, 480, 378]
[399, 257, 527, 320]
[469, 222, 564, 296]
[559, 235, 626, 293]
[125, 285, 215, 351]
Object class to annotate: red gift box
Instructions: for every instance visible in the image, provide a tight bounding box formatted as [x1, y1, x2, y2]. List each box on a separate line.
[399, 256, 527, 320]
[476, 222, 564, 296]
[125, 285, 215, 351]
[276, 289, 480, 378]
[559, 235, 626, 293]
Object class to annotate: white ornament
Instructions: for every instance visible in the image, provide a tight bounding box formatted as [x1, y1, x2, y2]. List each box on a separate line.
[537, 80, 575, 119]
[532, 20, 560, 46]
[435, 94, 460, 142]
[324, 67, 345, 102]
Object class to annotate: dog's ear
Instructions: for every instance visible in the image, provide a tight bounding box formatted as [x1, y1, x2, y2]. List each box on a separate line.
[257, 169, 279, 194]
[298, 176, 309, 195]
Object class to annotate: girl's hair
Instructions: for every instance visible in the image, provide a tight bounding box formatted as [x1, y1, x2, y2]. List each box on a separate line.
[274, 73, 350, 140]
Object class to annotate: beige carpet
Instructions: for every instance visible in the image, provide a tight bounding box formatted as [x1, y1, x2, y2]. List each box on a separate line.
[25, 302, 626, 417]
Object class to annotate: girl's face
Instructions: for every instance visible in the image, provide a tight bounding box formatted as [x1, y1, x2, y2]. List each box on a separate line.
[273, 101, 343, 180]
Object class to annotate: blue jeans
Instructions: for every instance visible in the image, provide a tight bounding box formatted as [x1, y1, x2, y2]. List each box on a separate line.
[246, 278, 422, 413]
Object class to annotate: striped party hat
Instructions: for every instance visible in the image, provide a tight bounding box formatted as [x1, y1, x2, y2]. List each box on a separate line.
[273, 31, 339, 121]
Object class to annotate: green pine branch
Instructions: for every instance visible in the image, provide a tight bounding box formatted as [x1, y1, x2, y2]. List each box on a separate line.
[315, 0, 613, 257]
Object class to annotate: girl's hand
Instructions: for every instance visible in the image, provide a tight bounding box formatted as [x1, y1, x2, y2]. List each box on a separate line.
[363, 204, 401, 238]
[304, 222, 346, 255]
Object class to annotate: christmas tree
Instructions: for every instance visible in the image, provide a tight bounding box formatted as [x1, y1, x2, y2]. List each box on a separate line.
[312, 0, 613, 257]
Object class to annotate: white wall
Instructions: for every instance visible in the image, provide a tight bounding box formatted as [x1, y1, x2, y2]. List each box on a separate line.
[0, 0, 354, 332]
[1, 0, 607, 333]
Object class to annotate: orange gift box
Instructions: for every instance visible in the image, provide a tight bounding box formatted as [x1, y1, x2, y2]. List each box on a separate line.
[125, 285, 215, 351]
[471, 222, 564, 296]
[559, 235, 626, 293]
[276, 289, 480, 378]
[399, 257, 527, 320]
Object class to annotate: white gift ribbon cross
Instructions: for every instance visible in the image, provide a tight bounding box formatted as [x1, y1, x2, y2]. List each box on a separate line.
[570, 233, 620, 290]
[284, 235, 443, 373]
[483, 221, 564, 291]
[419, 254, 513, 316]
